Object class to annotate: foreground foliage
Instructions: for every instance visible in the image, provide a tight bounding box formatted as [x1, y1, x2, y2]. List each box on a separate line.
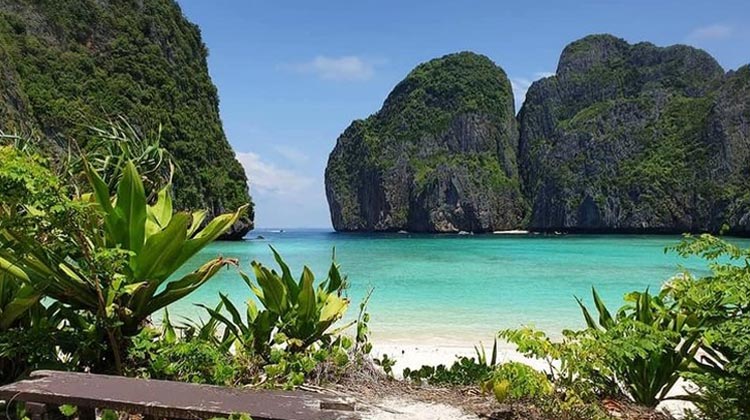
[667, 235, 750, 420]
[127, 249, 370, 390]
[3, 133, 750, 419]
[201, 248, 349, 360]
[0, 142, 245, 375]
[501, 234, 750, 419]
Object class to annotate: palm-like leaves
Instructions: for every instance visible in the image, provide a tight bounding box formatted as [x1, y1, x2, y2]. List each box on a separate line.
[0, 157, 246, 371]
[0, 274, 41, 331]
[577, 287, 702, 406]
[201, 247, 350, 360]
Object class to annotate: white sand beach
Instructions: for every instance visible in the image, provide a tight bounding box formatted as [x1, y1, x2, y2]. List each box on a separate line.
[371, 341, 693, 418]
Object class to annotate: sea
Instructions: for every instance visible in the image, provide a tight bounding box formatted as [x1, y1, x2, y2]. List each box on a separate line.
[166, 229, 750, 347]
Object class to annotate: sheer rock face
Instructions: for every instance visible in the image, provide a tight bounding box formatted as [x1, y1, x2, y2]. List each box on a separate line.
[704, 66, 750, 234]
[325, 52, 527, 232]
[517, 34, 750, 233]
[0, 0, 253, 238]
[327, 39, 750, 234]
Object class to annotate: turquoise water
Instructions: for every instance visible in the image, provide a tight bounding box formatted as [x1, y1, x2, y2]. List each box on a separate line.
[168, 230, 750, 346]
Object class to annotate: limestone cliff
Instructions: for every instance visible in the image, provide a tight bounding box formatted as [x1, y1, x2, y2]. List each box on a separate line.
[517, 34, 749, 233]
[0, 0, 253, 238]
[325, 52, 526, 232]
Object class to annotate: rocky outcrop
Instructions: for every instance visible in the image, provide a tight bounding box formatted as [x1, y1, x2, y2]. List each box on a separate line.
[517, 34, 749, 233]
[327, 38, 750, 234]
[325, 52, 527, 232]
[703, 66, 750, 234]
[0, 0, 253, 238]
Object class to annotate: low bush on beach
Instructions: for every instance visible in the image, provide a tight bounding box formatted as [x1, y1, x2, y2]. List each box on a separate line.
[666, 234, 750, 420]
[126, 250, 373, 390]
[482, 361, 553, 403]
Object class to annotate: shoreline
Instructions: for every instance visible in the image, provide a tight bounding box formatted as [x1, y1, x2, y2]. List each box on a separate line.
[249, 227, 750, 239]
[371, 340, 693, 417]
[371, 342, 551, 377]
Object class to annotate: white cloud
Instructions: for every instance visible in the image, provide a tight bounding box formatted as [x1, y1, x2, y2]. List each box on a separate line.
[687, 24, 733, 41]
[511, 77, 533, 105]
[290, 55, 377, 81]
[510, 72, 554, 111]
[274, 145, 309, 164]
[236, 152, 314, 196]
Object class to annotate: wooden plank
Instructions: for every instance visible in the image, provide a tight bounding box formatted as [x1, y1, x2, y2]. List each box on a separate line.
[0, 371, 358, 420]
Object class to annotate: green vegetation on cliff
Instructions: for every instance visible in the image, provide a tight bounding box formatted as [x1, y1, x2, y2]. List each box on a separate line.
[371, 51, 516, 144]
[326, 52, 526, 232]
[0, 0, 252, 236]
[519, 34, 750, 233]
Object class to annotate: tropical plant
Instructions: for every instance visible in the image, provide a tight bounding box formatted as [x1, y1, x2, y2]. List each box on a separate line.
[665, 234, 750, 420]
[0, 275, 60, 383]
[475, 339, 498, 368]
[483, 361, 553, 404]
[402, 356, 494, 386]
[575, 287, 701, 407]
[0, 146, 246, 373]
[201, 247, 350, 360]
[500, 325, 618, 403]
[66, 118, 174, 197]
[126, 326, 239, 386]
[0, 146, 87, 382]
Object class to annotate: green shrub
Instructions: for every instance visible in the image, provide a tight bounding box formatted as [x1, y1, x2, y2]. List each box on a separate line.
[0, 143, 246, 374]
[666, 234, 750, 420]
[403, 356, 493, 386]
[189, 250, 373, 389]
[575, 288, 701, 407]
[201, 247, 350, 361]
[483, 362, 553, 403]
[127, 327, 238, 386]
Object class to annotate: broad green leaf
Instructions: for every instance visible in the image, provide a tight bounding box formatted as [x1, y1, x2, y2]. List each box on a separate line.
[114, 161, 147, 253]
[143, 258, 230, 320]
[326, 260, 343, 294]
[271, 246, 299, 301]
[174, 205, 247, 269]
[239, 270, 264, 298]
[246, 298, 259, 322]
[298, 266, 317, 323]
[0, 256, 30, 282]
[83, 159, 113, 212]
[150, 186, 173, 229]
[162, 308, 177, 344]
[133, 213, 189, 281]
[253, 263, 286, 313]
[576, 297, 598, 329]
[592, 288, 614, 328]
[58, 262, 88, 286]
[187, 210, 208, 237]
[219, 293, 249, 336]
[319, 294, 348, 323]
[123, 282, 146, 295]
[0, 283, 41, 329]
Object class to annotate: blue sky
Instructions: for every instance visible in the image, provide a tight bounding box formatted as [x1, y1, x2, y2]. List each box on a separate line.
[176, 0, 749, 229]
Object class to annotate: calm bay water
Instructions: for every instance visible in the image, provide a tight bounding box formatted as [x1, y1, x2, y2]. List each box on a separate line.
[168, 230, 750, 346]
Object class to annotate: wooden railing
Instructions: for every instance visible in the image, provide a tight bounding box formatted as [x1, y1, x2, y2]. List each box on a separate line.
[0, 371, 358, 420]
